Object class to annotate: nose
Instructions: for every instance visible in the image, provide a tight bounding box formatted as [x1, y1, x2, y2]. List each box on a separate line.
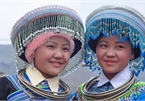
[106, 48, 116, 57]
[53, 49, 63, 59]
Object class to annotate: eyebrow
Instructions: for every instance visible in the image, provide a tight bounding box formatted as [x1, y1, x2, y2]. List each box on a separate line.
[47, 40, 70, 46]
[99, 40, 125, 44]
[98, 40, 108, 44]
[116, 41, 125, 44]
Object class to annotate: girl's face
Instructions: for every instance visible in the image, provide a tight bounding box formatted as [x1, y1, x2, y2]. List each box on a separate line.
[33, 36, 71, 78]
[96, 35, 134, 80]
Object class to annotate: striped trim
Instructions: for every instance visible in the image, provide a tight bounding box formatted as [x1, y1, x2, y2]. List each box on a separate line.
[7, 75, 21, 90]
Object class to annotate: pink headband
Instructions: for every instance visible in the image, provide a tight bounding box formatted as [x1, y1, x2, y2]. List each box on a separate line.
[25, 32, 74, 63]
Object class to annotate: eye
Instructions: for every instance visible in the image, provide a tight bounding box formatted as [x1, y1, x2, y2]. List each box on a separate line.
[47, 45, 55, 49]
[117, 45, 124, 49]
[63, 47, 69, 51]
[99, 44, 107, 48]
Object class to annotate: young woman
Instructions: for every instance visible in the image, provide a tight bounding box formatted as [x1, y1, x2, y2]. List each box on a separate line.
[0, 5, 84, 100]
[76, 6, 145, 100]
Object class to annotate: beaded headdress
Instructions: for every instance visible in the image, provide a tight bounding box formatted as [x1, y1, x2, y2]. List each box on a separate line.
[85, 5, 145, 76]
[10, 5, 84, 77]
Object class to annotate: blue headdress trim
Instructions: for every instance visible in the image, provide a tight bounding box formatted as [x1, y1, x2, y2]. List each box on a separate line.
[85, 6, 145, 76]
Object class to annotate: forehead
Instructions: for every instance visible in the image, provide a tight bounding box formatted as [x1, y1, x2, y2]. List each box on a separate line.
[99, 35, 118, 40]
[98, 34, 128, 42]
[48, 36, 69, 42]
[45, 36, 70, 45]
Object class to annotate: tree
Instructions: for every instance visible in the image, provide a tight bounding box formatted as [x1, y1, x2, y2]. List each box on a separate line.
[0, 71, 5, 77]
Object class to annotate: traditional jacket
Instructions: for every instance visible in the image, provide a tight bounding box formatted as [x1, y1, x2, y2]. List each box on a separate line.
[0, 66, 74, 101]
[77, 79, 145, 101]
[76, 67, 145, 101]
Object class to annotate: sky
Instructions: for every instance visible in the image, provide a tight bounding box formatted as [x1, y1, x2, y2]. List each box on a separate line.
[0, 0, 145, 44]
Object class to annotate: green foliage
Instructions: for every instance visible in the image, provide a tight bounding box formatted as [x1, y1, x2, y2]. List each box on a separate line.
[0, 71, 5, 77]
[0, 71, 5, 75]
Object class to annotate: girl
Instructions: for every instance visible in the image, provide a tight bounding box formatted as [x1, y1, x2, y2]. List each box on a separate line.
[0, 5, 84, 100]
[77, 5, 145, 100]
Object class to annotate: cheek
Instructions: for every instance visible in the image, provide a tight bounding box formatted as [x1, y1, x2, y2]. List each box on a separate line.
[96, 48, 105, 59]
[64, 53, 71, 62]
[35, 49, 51, 60]
[117, 50, 132, 62]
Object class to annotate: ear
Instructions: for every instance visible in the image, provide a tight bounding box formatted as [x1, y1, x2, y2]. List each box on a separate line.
[30, 53, 35, 59]
[130, 50, 135, 60]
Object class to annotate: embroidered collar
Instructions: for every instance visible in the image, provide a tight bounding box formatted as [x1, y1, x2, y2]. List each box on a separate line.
[26, 65, 59, 92]
[97, 65, 131, 88]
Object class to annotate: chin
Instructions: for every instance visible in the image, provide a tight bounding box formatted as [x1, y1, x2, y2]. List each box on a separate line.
[103, 70, 116, 73]
[52, 71, 61, 76]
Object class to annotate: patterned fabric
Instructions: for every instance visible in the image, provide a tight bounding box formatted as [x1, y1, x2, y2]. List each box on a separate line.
[77, 80, 145, 101]
[6, 74, 74, 101]
[84, 5, 145, 76]
[89, 82, 114, 93]
[10, 5, 84, 77]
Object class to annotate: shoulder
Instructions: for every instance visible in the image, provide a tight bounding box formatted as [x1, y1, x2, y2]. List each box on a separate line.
[132, 81, 145, 89]
[120, 81, 145, 100]
[133, 81, 145, 100]
[0, 76, 11, 83]
[77, 83, 85, 94]
[0, 74, 18, 85]
[0, 75, 17, 100]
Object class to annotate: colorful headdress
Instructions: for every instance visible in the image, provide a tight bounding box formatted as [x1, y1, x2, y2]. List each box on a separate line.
[85, 5, 145, 76]
[10, 5, 84, 77]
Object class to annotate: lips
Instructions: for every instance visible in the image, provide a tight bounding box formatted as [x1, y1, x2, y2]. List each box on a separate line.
[50, 61, 62, 67]
[104, 60, 117, 65]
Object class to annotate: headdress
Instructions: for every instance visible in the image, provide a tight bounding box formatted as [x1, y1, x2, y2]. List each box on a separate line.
[10, 5, 84, 77]
[85, 5, 145, 76]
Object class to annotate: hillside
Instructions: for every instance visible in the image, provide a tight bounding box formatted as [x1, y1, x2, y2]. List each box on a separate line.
[0, 44, 145, 91]
[0, 44, 16, 74]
